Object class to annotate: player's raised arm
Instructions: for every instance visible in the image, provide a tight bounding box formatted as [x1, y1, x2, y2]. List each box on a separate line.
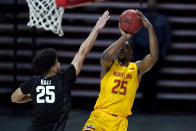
[71, 11, 110, 76]
[100, 25, 131, 78]
[136, 10, 159, 75]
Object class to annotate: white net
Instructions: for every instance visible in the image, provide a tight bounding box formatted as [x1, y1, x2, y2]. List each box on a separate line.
[26, 0, 65, 36]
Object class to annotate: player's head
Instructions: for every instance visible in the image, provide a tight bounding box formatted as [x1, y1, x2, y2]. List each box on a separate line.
[32, 48, 60, 76]
[147, 0, 158, 16]
[147, 0, 157, 7]
[147, 0, 158, 11]
[116, 40, 134, 62]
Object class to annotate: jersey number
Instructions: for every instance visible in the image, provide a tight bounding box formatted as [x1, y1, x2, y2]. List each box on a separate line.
[36, 86, 55, 103]
[112, 79, 127, 95]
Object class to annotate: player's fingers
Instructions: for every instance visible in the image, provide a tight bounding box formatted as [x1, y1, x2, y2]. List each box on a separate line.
[137, 16, 142, 20]
[104, 10, 109, 14]
[127, 34, 132, 39]
[143, 17, 150, 24]
[136, 9, 144, 19]
[136, 9, 141, 14]
[99, 11, 106, 20]
[106, 15, 110, 21]
[106, 10, 109, 14]
[101, 16, 110, 24]
[103, 10, 109, 17]
[105, 13, 110, 20]
[100, 10, 109, 21]
[136, 9, 142, 15]
[119, 25, 124, 33]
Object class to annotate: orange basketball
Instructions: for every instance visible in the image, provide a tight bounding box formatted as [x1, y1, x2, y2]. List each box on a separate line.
[119, 9, 143, 34]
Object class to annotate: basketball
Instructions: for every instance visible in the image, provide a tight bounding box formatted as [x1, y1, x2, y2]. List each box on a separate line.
[119, 9, 143, 34]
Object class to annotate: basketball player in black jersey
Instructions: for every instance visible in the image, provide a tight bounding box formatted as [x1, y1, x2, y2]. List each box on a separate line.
[11, 11, 110, 131]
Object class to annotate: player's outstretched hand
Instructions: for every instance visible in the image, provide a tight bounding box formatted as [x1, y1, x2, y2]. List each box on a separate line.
[95, 10, 110, 31]
[119, 23, 132, 40]
[136, 9, 153, 29]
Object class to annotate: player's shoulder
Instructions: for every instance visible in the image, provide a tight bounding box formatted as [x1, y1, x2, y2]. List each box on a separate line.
[20, 75, 40, 92]
[27, 76, 41, 86]
[59, 64, 76, 80]
[63, 64, 75, 71]
[129, 61, 138, 69]
[60, 64, 75, 75]
[134, 60, 142, 70]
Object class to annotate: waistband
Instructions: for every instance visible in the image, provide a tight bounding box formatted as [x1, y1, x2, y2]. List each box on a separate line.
[93, 109, 127, 118]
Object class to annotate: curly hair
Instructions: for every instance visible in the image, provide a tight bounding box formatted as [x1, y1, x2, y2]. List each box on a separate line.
[32, 48, 57, 76]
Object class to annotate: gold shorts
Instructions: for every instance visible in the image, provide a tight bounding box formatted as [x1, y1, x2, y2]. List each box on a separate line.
[82, 110, 128, 131]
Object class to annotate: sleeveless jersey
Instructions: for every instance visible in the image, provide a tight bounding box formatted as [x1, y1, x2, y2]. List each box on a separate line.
[94, 60, 139, 117]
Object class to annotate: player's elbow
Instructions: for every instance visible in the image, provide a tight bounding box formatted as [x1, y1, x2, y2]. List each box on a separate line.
[153, 53, 159, 63]
[150, 53, 159, 64]
[11, 94, 17, 103]
[11, 93, 19, 103]
[155, 53, 159, 60]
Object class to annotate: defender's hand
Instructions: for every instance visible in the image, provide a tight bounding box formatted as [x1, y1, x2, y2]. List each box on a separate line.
[136, 9, 153, 29]
[95, 10, 110, 31]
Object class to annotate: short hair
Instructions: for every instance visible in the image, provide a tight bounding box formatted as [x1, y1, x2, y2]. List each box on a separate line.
[32, 48, 57, 76]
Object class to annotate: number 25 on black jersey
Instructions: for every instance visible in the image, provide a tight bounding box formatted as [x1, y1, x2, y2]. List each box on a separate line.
[36, 86, 55, 103]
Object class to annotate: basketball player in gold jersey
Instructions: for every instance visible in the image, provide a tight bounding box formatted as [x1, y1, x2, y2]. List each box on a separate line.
[83, 10, 159, 131]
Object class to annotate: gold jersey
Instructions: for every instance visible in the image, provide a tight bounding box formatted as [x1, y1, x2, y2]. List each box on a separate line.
[94, 60, 139, 117]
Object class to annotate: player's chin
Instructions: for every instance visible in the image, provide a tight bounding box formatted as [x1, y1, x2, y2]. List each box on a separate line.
[118, 55, 125, 60]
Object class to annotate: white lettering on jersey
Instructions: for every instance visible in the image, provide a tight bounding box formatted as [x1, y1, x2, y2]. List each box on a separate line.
[41, 79, 52, 85]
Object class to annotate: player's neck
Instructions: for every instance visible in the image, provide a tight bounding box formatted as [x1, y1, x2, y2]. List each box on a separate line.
[117, 59, 129, 67]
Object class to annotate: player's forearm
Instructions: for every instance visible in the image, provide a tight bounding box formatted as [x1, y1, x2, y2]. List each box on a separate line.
[11, 95, 32, 103]
[148, 27, 159, 61]
[21, 96, 32, 103]
[78, 27, 99, 55]
[101, 36, 127, 61]
[16, 97, 32, 103]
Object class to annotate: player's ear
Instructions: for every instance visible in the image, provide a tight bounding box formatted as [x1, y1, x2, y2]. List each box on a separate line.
[50, 65, 57, 74]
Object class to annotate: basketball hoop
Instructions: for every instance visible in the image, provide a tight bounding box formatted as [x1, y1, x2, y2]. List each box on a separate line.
[26, 0, 103, 37]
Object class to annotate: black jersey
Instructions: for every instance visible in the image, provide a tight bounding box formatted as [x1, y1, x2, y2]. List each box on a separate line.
[20, 64, 76, 131]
